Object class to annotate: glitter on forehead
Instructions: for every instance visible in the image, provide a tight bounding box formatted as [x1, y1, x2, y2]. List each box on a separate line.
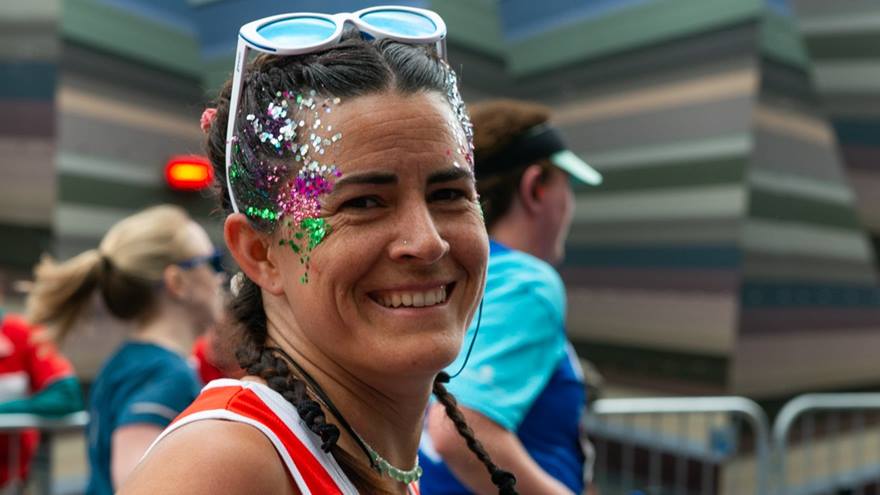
[230, 89, 344, 283]
[441, 61, 475, 168]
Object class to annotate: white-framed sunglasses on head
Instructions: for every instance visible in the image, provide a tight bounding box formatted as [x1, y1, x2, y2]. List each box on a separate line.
[225, 6, 447, 214]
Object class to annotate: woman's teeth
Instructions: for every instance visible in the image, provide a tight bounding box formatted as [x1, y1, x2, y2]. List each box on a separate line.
[377, 286, 447, 308]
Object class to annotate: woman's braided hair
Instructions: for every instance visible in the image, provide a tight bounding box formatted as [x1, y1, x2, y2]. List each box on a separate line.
[205, 33, 517, 494]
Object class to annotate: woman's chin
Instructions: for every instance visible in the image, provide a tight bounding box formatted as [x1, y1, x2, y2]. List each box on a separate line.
[365, 333, 463, 379]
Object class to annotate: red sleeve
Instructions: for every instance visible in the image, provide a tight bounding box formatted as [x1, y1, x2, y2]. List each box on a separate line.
[192, 335, 226, 384]
[1, 316, 74, 393]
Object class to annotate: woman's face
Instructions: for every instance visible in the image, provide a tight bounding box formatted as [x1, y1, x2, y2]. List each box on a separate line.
[269, 91, 488, 378]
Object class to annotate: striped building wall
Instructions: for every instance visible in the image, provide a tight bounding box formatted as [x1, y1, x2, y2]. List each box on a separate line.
[0, 1, 60, 281]
[792, 0, 880, 254]
[435, 0, 880, 397]
[530, 2, 759, 394]
[57, 0, 217, 261]
[733, 10, 880, 397]
[53, 0, 217, 376]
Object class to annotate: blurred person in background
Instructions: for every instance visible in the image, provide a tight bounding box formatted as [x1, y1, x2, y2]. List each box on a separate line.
[0, 301, 83, 489]
[421, 99, 601, 495]
[119, 7, 519, 494]
[24, 204, 225, 494]
[191, 317, 245, 384]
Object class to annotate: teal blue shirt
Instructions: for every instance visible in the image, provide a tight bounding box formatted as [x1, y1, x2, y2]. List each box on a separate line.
[420, 241, 586, 494]
[445, 242, 567, 430]
[86, 341, 200, 495]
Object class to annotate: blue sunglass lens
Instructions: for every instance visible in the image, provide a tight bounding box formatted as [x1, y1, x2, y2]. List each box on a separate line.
[359, 10, 437, 37]
[209, 253, 224, 274]
[257, 16, 337, 46]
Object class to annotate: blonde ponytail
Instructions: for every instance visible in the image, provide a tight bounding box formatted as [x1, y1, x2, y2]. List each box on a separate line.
[26, 250, 103, 341]
[25, 204, 196, 341]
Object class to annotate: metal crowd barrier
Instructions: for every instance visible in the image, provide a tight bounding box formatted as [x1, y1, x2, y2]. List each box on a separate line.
[586, 397, 770, 495]
[0, 412, 89, 495]
[772, 393, 880, 495]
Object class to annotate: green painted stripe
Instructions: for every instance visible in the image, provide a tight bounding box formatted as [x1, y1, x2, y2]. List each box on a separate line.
[429, 0, 505, 58]
[805, 31, 880, 60]
[743, 220, 872, 262]
[579, 134, 751, 171]
[59, 173, 215, 217]
[573, 185, 745, 223]
[749, 169, 854, 205]
[749, 189, 862, 230]
[0, 223, 51, 269]
[62, 0, 201, 78]
[585, 156, 746, 194]
[760, 11, 810, 69]
[813, 61, 880, 94]
[507, 0, 763, 75]
[571, 339, 728, 386]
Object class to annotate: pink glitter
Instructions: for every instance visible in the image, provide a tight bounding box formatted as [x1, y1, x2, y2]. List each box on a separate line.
[278, 186, 321, 224]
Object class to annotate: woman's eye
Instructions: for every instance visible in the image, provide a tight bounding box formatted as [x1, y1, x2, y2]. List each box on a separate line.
[430, 189, 467, 202]
[340, 196, 382, 209]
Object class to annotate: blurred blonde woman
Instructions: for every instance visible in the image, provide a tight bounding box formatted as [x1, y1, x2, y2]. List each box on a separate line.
[26, 204, 224, 494]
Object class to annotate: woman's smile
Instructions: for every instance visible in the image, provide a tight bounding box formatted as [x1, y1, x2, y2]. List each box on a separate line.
[368, 281, 456, 310]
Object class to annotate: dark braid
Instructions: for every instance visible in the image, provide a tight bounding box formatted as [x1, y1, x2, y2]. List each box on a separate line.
[231, 276, 390, 493]
[433, 372, 519, 495]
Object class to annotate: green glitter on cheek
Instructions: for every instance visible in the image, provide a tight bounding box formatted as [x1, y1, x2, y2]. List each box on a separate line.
[301, 217, 329, 250]
[278, 218, 332, 284]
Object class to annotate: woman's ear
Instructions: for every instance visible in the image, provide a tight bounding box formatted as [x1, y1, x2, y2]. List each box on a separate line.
[224, 214, 284, 296]
[162, 265, 186, 299]
[518, 164, 546, 215]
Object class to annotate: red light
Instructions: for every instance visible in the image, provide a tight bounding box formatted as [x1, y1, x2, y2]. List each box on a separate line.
[165, 155, 213, 191]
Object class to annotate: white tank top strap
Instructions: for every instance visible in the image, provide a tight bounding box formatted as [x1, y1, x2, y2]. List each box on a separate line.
[143, 379, 359, 495]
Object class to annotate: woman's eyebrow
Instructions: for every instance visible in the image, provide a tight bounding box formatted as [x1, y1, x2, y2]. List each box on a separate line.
[427, 167, 475, 185]
[332, 172, 398, 193]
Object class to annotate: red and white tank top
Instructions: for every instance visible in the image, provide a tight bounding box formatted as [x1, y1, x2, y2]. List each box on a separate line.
[148, 379, 420, 495]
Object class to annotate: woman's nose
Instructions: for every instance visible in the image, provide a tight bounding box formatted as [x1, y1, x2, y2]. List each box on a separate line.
[388, 205, 449, 264]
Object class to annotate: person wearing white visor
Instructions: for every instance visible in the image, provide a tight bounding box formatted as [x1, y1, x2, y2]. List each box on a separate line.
[421, 99, 600, 495]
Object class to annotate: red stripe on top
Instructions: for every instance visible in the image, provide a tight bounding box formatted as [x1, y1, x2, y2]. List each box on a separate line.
[173, 385, 343, 494]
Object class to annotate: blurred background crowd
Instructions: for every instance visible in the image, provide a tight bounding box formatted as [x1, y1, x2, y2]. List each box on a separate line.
[2, 0, 880, 493]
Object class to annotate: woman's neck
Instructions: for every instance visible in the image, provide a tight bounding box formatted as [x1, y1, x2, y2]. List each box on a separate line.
[264, 321, 432, 479]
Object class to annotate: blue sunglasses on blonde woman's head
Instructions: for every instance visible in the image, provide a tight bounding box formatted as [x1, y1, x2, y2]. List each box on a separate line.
[225, 6, 447, 214]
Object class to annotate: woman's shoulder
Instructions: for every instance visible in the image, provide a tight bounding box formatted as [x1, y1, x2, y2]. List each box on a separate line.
[119, 418, 297, 495]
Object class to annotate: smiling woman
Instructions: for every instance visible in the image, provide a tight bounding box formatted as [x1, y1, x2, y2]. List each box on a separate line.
[118, 7, 516, 495]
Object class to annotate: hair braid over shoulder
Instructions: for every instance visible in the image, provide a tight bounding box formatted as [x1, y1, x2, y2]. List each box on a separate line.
[433, 372, 518, 495]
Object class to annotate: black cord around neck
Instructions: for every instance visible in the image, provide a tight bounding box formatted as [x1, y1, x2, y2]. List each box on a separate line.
[447, 297, 484, 379]
[263, 346, 376, 469]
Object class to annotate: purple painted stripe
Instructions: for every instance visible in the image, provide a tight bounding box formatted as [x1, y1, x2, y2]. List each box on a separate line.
[560, 266, 740, 293]
[842, 145, 880, 172]
[739, 308, 880, 334]
[0, 101, 55, 138]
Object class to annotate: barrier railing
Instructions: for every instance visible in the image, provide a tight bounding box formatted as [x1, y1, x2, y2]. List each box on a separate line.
[0, 412, 89, 495]
[4, 394, 880, 494]
[586, 396, 770, 495]
[772, 393, 880, 495]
